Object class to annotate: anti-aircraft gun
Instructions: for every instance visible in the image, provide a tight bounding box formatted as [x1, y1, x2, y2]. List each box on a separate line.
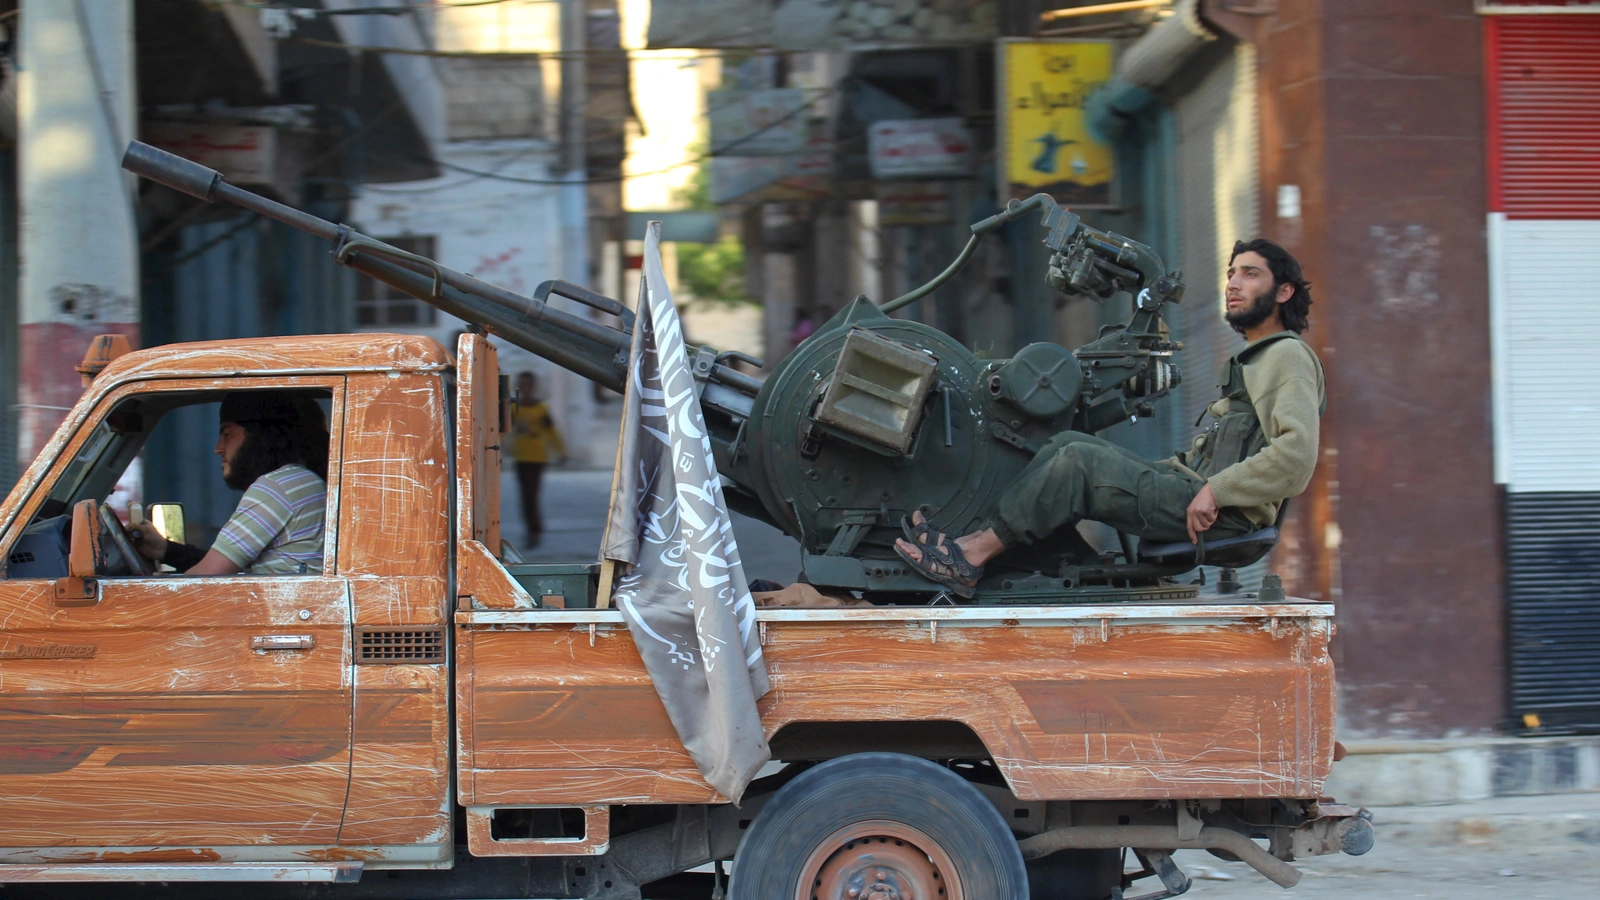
[123, 141, 1280, 604]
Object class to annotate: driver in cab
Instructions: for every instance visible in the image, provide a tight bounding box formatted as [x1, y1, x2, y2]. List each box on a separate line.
[133, 393, 328, 575]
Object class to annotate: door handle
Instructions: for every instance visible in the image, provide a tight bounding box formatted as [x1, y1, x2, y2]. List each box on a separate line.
[252, 635, 316, 651]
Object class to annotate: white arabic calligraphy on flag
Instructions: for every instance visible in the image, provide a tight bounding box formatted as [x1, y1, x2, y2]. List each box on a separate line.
[601, 223, 771, 803]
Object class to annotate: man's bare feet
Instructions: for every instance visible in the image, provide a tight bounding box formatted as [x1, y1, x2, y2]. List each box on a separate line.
[893, 513, 1007, 569]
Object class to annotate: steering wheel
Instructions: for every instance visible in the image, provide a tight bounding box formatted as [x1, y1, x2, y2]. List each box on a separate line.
[98, 502, 154, 577]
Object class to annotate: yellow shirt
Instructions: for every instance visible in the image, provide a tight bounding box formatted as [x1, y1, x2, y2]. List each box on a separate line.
[509, 401, 564, 463]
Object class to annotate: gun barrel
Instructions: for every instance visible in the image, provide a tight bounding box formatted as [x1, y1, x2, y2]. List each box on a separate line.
[121, 140, 766, 405]
[123, 140, 343, 240]
[340, 249, 626, 391]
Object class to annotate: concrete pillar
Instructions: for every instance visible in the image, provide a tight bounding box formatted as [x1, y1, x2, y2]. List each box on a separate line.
[17, 0, 139, 463]
[852, 199, 880, 304]
[552, 0, 596, 464]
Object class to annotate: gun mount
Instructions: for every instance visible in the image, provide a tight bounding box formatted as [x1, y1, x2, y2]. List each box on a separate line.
[124, 141, 1225, 603]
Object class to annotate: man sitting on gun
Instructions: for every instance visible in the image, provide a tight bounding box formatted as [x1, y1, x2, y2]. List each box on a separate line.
[895, 239, 1326, 598]
[132, 393, 329, 575]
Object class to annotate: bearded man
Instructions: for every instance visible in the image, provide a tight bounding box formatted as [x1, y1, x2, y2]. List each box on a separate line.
[133, 393, 329, 576]
[895, 239, 1326, 598]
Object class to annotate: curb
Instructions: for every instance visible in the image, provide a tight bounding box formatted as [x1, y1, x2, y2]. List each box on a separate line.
[1361, 792, 1600, 851]
[1324, 734, 1600, 807]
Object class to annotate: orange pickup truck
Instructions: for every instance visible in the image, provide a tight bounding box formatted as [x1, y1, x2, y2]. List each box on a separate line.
[0, 331, 1368, 900]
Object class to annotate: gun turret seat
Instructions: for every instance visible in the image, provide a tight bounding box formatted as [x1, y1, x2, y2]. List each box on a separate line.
[1137, 527, 1280, 569]
[1138, 496, 1294, 571]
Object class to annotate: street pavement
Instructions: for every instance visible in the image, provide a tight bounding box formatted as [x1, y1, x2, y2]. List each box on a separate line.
[505, 471, 1600, 899]
[501, 466, 803, 583]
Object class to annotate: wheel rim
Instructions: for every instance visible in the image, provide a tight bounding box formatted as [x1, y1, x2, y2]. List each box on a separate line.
[796, 820, 962, 900]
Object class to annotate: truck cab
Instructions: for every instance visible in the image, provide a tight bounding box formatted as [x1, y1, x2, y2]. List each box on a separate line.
[0, 332, 1369, 899]
[0, 334, 457, 874]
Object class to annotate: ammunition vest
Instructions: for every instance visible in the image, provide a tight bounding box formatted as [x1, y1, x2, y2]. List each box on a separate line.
[1184, 332, 1316, 480]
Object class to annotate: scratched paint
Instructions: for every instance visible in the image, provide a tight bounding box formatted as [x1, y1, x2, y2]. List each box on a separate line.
[342, 578, 452, 847]
[455, 335, 502, 553]
[0, 843, 449, 866]
[0, 575, 353, 846]
[0, 342, 446, 857]
[457, 612, 1334, 805]
[338, 374, 451, 578]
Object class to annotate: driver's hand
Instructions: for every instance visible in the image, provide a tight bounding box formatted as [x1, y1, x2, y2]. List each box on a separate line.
[130, 526, 167, 562]
[1186, 484, 1220, 544]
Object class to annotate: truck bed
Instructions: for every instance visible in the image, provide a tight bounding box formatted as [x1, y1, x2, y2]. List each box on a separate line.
[455, 595, 1336, 808]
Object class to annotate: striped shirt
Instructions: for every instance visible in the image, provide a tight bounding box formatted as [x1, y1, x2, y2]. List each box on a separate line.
[213, 465, 327, 575]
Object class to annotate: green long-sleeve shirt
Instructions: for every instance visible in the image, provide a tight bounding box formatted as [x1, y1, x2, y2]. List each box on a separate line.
[1193, 333, 1326, 527]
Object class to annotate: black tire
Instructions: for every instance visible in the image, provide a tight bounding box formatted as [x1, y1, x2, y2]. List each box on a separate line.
[727, 752, 1029, 900]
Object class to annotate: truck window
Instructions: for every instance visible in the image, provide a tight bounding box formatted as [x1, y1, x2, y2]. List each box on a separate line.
[5, 387, 334, 580]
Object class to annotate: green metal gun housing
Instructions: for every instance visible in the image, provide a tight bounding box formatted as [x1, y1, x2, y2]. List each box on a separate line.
[123, 142, 1198, 603]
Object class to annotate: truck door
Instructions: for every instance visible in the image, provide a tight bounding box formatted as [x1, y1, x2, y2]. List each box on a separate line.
[0, 376, 353, 850]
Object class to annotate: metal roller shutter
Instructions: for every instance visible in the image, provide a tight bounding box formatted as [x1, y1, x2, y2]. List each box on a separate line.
[1487, 14, 1600, 732]
[1171, 46, 1267, 589]
[1173, 44, 1259, 458]
[1487, 16, 1600, 219]
[1506, 493, 1600, 732]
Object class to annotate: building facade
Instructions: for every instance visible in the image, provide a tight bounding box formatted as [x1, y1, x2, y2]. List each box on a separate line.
[646, 0, 1600, 741]
[1, 0, 445, 540]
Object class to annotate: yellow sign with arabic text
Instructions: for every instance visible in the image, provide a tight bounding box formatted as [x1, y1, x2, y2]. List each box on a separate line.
[998, 39, 1115, 208]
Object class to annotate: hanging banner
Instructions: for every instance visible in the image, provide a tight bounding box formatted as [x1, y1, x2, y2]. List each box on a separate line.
[996, 39, 1116, 208]
[601, 223, 772, 803]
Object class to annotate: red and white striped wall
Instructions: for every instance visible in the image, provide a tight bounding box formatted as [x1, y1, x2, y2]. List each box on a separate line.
[1483, 4, 1600, 733]
[1484, 10, 1600, 492]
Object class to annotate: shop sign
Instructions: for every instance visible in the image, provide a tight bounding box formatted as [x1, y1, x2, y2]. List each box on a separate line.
[996, 39, 1115, 208]
[877, 181, 953, 226]
[868, 119, 973, 180]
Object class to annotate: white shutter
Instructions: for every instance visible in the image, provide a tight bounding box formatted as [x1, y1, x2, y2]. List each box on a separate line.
[1172, 45, 1269, 589]
[1171, 45, 1259, 456]
[1495, 218, 1600, 492]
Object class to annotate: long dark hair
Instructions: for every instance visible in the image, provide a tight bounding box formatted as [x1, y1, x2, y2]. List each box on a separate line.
[222, 395, 330, 490]
[1230, 238, 1313, 334]
[225, 420, 329, 490]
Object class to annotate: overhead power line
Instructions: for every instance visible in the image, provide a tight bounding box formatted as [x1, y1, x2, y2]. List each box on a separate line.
[366, 85, 835, 191]
[225, 0, 540, 17]
[288, 35, 784, 60]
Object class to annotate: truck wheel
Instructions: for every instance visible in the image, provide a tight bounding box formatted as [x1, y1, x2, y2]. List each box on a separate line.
[727, 752, 1028, 900]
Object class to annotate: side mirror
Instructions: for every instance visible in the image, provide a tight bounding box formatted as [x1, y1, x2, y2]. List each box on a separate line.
[56, 500, 104, 605]
[148, 502, 185, 547]
[68, 500, 103, 578]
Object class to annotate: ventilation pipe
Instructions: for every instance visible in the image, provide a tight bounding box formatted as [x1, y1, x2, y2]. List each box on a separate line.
[1085, 0, 1218, 141]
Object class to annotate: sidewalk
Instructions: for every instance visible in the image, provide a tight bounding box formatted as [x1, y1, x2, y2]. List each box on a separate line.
[1324, 734, 1600, 807]
[1174, 792, 1600, 899]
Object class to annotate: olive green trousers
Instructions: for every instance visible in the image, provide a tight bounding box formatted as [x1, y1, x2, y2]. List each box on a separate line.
[989, 431, 1256, 548]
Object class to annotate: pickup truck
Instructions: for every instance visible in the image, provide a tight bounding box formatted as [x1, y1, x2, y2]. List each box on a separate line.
[0, 330, 1370, 899]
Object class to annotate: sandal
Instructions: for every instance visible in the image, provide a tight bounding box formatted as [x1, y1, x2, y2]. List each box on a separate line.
[895, 513, 982, 599]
